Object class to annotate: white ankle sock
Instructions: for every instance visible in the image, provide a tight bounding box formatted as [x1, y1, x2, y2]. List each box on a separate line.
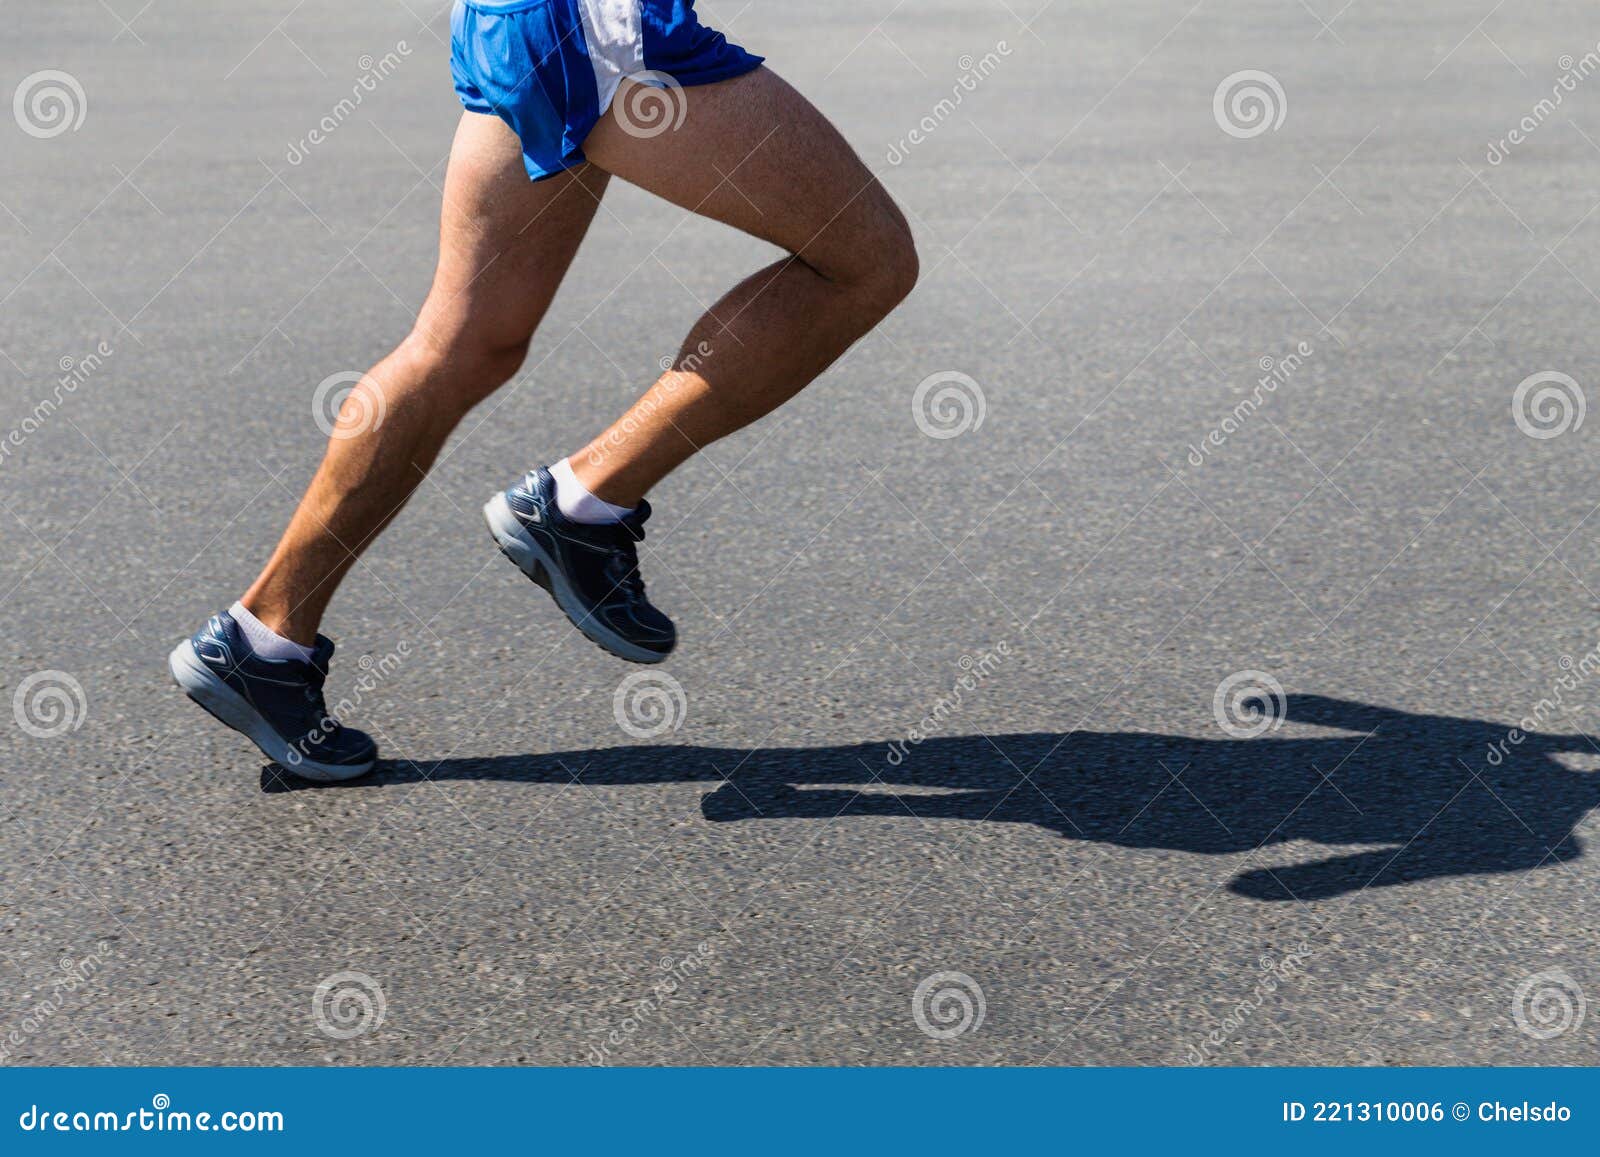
[230, 600, 316, 662]
[550, 457, 635, 524]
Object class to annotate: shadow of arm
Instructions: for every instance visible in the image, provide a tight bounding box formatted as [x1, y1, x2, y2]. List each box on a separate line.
[1230, 838, 1577, 902]
[1284, 694, 1491, 738]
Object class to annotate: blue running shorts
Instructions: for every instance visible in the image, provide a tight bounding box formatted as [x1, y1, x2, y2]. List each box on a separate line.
[451, 0, 764, 180]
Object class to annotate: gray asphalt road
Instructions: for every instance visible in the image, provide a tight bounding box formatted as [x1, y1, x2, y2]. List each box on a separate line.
[4, 0, 1600, 1066]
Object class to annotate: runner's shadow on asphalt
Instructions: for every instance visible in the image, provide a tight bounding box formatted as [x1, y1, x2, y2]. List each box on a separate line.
[261, 694, 1600, 902]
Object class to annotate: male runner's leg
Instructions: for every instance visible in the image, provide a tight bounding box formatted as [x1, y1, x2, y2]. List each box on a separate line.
[486, 66, 917, 662]
[579, 68, 917, 501]
[170, 112, 608, 780]
[248, 115, 610, 643]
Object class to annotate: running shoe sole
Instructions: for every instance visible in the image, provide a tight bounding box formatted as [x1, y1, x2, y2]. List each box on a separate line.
[483, 492, 668, 665]
[167, 641, 375, 782]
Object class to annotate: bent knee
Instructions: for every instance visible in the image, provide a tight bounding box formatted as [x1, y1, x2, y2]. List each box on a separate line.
[471, 338, 530, 390]
[872, 221, 919, 309]
[405, 328, 530, 409]
[830, 200, 918, 315]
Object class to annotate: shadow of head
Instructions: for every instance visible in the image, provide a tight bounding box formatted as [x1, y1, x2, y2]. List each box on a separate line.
[264, 694, 1600, 902]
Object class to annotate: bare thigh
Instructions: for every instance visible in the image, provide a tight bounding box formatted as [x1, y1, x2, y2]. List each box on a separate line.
[413, 112, 612, 373]
[580, 68, 910, 286]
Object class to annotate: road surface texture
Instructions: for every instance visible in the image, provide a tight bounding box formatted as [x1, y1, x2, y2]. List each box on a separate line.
[3, 1, 1600, 1065]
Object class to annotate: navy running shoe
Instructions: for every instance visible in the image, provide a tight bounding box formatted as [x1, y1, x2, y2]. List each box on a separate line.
[483, 467, 676, 664]
[167, 610, 377, 782]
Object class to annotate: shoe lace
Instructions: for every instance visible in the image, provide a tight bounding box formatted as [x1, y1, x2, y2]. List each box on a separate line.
[603, 522, 648, 603]
[300, 674, 340, 734]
